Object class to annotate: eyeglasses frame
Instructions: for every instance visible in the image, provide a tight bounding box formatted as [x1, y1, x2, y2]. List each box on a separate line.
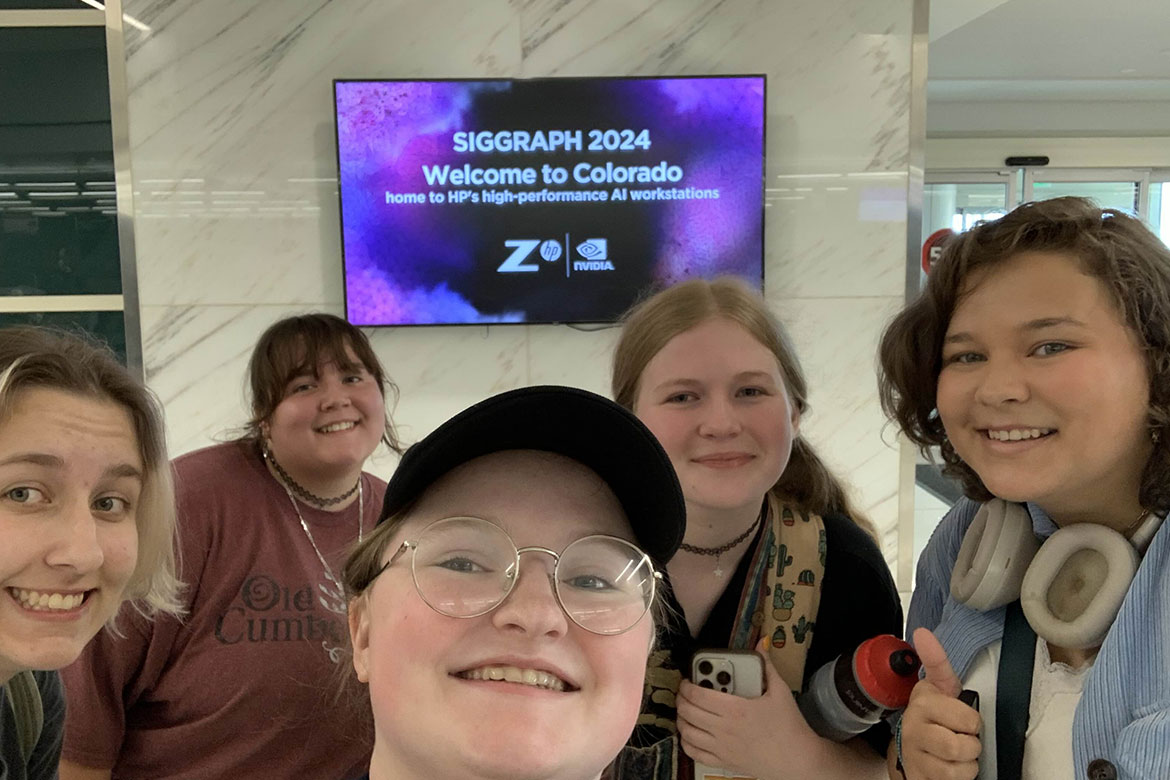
[368, 516, 662, 636]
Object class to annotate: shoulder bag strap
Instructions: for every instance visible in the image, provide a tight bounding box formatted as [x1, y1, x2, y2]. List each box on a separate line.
[4, 670, 45, 764]
[996, 599, 1035, 780]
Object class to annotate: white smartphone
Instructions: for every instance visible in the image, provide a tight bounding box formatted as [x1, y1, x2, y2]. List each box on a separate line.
[689, 650, 765, 780]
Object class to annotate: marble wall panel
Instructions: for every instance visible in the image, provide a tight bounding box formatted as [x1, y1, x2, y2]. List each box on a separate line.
[139, 302, 339, 456]
[775, 295, 907, 556]
[365, 324, 529, 457]
[525, 324, 620, 397]
[123, 0, 919, 559]
[126, 0, 521, 308]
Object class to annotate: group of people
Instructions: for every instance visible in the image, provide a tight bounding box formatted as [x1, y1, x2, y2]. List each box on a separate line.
[1, 196, 1166, 780]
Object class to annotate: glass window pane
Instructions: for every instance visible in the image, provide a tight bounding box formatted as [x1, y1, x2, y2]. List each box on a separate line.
[923, 182, 1008, 244]
[0, 27, 111, 137]
[0, 25, 120, 295]
[0, 1, 90, 8]
[1150, 182, 1168, 248]
[0, 310, 126, 364]
[1030, 181, 1140, 214]
[1, 208, 121, 294]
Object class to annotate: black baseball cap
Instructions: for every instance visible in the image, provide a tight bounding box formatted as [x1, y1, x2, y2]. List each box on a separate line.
[378, 385, 685, 564]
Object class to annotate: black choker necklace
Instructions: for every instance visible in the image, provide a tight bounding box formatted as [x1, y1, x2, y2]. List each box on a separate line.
[679, 505, 766, 578]
[262, 445, 359, 508]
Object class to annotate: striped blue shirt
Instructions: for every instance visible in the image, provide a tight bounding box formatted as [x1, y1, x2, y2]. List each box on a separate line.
[908, 498, 1170, 779]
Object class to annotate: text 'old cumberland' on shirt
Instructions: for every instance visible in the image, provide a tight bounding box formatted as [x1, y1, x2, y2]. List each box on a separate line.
[59, 441, 385, 780]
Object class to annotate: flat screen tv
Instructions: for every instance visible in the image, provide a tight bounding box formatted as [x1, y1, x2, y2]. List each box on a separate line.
[334, 75, 765, 326]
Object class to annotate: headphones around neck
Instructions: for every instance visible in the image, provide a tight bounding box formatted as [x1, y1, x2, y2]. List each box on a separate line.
[950, 500, 1164, 649]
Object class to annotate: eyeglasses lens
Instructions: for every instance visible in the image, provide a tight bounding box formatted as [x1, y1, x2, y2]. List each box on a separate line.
[410, 517, 653, 634]
[411, 517, 515, 617]
[556, 536, 655, 635]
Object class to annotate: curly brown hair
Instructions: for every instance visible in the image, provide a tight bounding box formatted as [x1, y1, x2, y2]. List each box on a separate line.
[878, 196, 1170, 512]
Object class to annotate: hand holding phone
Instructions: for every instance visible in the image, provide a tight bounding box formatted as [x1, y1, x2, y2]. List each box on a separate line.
[687, 650, 765, 780]
[691, 650, 766, 697]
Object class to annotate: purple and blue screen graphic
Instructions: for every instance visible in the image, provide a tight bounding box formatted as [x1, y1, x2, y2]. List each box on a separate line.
[334, 76, 764, 326]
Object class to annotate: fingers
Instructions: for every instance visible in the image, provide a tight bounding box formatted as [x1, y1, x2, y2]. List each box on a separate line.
[757, 640, 784, 696]
[678, 709, 723, 767]
[907, 681, 982, 736]
[901, 677, 982, 780]
[908, 751, 979, 780]
[913, 628, 963, 698]
[916, 720, 981, 763]
[679, 735, 723, 770]
[676, 686, 723, 734]
[679, 679, 746, 714]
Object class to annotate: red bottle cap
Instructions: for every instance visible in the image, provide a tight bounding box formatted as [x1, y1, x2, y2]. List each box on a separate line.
[852, 634, 921, 709]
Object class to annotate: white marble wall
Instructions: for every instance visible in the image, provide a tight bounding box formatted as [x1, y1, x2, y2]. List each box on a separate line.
[123, 0, 918, 562]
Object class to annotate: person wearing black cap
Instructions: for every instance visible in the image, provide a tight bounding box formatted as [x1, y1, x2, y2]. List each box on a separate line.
[341, 385, 686, 780]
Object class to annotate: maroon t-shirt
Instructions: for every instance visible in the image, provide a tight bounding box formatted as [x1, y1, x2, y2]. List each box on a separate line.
[61, 440, 384, 779]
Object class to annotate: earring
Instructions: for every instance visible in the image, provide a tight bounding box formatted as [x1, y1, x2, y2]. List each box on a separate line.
[258, 423, 272, 457]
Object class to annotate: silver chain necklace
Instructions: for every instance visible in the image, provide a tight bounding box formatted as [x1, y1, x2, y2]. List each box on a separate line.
[276, 477, 363, 620]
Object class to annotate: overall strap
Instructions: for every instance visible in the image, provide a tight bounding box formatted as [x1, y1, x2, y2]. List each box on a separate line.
[3, 670, 44, 764]
[996, 600, 1036, 780]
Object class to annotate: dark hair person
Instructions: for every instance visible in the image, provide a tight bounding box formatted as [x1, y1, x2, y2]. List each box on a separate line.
[342, 386, 685, 780]
[612, 277, 901, 779]
[60, 313, 401, 780]
[879, 198, 1170, 779]
[0, 326, 181, 779]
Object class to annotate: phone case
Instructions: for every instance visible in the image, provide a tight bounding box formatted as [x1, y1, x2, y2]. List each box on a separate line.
[690, 650, 765, 780]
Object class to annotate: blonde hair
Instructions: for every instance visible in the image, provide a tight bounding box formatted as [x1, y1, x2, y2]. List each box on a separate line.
[612, 277, 874, 536]
[0, 326, 183, 617]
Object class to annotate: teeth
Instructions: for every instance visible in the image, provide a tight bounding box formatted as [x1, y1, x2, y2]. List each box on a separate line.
[987, 428, 1052, 442]
[458, 665, 567, 691]
[9, 588, 85, 611]
[318, 421, 356, 433]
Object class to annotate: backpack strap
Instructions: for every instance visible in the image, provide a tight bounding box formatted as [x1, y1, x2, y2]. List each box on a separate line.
[3, 670, 44, 764]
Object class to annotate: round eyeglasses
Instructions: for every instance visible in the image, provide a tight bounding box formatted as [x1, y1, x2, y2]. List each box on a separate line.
[372, 516, 661, 635]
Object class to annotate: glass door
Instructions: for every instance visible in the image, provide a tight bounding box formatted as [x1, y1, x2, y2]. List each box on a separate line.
[923, 172, 1014, 244]
[1150, 172, 1170, 247]
[1024, 168, 1149, 220]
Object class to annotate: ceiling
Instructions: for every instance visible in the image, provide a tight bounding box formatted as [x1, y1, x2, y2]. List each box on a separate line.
[927, 0, 1170, 136]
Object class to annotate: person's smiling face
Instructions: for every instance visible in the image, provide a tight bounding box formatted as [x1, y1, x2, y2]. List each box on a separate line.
[633, 317, 799, 521]
[349, 450, 653, 780]
[936, 250, 1152, 526]
[264, 344, 385, 482]
[0, 388, 141, 680]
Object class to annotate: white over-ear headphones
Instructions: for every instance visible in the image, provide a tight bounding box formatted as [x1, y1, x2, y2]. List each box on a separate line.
[950, 500, 1165, 649]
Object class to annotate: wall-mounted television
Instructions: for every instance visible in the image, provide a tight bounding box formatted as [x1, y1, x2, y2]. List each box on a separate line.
[333, 76, 765, 326]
